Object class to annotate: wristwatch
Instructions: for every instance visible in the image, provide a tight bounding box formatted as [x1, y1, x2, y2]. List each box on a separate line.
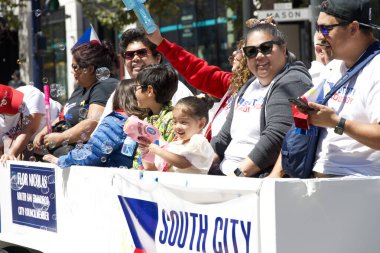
[234, 168, 243, 177]
[334, 117, 346, 135]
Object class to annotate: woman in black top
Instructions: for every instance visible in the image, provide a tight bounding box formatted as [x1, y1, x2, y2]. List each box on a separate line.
[34, 41, 118, 156]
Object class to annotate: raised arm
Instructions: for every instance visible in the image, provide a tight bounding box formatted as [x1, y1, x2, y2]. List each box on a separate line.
[146, 28, 231, 99]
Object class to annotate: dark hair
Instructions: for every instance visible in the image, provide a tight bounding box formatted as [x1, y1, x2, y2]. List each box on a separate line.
[175, 95, 214, 125]
[245, 18, 295, 65]
[136, 64, 178, 105]
[12, 70, 20, 78]
[245, 19, 286, 46]
[113, 79, 149, 119]
[334, 17, 373, 34]
[120, 28, 161, 61]
[71, 40, 119, 72]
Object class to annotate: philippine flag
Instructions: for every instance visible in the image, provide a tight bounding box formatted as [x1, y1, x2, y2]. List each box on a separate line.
[71, 24, 101, 50]
[118, 196, 159, 253]
[292, 80, 331, 130]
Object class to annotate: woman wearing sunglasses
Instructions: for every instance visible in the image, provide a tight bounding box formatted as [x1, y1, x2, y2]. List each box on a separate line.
[210, 18, 313, 177]
[34, 40, 119, 156]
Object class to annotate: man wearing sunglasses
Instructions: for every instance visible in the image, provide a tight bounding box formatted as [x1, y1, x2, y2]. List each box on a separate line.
[271, 0, 380, 178]
[119, 28, 193, 102]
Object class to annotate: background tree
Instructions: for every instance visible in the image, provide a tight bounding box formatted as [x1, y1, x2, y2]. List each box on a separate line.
[78, 0, 243, 32]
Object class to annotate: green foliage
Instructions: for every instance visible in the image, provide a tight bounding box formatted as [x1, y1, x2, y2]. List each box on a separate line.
[78, 0, 186, 31]
[78, 0, 243, 32]
[0, 0, 26, 31]
[46, 0, 59, 12]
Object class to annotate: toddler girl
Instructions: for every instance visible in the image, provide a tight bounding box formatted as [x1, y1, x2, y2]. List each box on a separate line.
[140, 95, 214, 174]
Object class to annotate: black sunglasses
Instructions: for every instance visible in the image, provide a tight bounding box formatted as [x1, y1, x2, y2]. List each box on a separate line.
[71, 64, 81, 72]
[121, 48, 149, 60]
[243, 40, 282, 58]
[315, 22, 349, 36]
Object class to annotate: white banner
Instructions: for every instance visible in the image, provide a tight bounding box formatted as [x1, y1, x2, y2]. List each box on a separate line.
[2, 162, 380, 253]
[0, 163, 262, 252]
[113, 172, 261, 253]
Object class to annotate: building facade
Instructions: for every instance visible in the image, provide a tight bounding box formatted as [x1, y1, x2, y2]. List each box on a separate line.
[15, 0, 380, 103]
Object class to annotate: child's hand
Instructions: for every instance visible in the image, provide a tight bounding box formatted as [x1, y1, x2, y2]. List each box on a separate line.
[43, 154, 58, 164]
[137, 136, 151, 155]
[137, 136, 151, 146]
[148, 142, 160, 154]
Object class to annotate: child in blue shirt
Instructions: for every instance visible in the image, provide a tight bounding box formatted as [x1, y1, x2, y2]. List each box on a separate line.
[43, 79, 149, 168]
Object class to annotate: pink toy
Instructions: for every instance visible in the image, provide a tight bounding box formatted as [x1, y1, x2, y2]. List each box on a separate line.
[123, 115, 160, 163]
[43, 84, 52, 133]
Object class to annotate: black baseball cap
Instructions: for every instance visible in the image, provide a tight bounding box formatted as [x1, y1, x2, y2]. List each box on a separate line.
[320, 0, 379, 29]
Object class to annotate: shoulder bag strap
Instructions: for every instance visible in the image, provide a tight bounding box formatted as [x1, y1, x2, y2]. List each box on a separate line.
[322, 41, 380, 105]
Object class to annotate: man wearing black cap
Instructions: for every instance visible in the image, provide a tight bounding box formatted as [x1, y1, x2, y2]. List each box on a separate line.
[305, 0, 380, 176]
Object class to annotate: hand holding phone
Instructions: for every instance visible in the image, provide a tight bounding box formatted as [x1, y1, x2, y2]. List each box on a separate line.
[288, 97, 315, 111]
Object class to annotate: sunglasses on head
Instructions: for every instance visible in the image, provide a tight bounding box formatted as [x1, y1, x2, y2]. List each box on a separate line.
[315, 22, 349, 36]
[243, 40, 282, 58]
[122, 48, 149, 60]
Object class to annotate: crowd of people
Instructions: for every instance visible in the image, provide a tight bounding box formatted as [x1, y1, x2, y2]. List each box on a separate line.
[1, 0, 379, 178]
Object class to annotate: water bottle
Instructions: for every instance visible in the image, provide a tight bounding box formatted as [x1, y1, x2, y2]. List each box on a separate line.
[121, 136, 136, 156]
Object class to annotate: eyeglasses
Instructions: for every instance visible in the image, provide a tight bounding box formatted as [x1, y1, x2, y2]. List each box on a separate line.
[133, 84, 147, 92]
[71, 64, 81, 72]
[121, 48, 149, 60]
[315, 22, 349, 36]
[315, 43, 331, 48]
[243, 41, 282, 58]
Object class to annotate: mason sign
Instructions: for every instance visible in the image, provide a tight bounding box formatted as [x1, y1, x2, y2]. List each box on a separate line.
[256, 8, 311, 22]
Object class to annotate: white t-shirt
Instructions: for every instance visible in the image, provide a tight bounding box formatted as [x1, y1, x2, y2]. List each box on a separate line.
[220, 79, 271, 174]
[96, 80, 193, 131]
[171, 80, 194, 105]
[49, 98, 63, 121]
[155, 134, 214, 174]
[204, 92, 233, 138]
[309, 60, 326, 86]
[313, 55, 380, 176]
[0, 86, 46, 145]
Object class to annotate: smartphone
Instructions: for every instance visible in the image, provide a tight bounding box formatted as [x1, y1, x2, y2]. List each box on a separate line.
[288, 97, 315, 111]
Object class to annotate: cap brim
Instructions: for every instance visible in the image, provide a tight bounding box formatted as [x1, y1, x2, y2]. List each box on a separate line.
[9, 88, 24, 115]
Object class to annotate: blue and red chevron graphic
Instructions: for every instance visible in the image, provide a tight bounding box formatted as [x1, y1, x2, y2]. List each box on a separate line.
[118, 196, 159, 253]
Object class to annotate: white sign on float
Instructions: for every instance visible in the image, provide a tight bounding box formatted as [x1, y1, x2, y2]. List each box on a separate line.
[256, 8, 311, 22]
[2, 161, 380, 253]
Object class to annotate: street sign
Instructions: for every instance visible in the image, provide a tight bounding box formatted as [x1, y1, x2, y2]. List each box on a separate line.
[256, 8, 311, 22]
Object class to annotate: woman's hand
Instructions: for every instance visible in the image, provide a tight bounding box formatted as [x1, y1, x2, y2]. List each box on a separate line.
[43, 154, 58, 164]
[145, 25, 164, 46]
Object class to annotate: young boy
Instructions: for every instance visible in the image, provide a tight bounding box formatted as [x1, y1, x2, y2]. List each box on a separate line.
[132, 64, 178, 169]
